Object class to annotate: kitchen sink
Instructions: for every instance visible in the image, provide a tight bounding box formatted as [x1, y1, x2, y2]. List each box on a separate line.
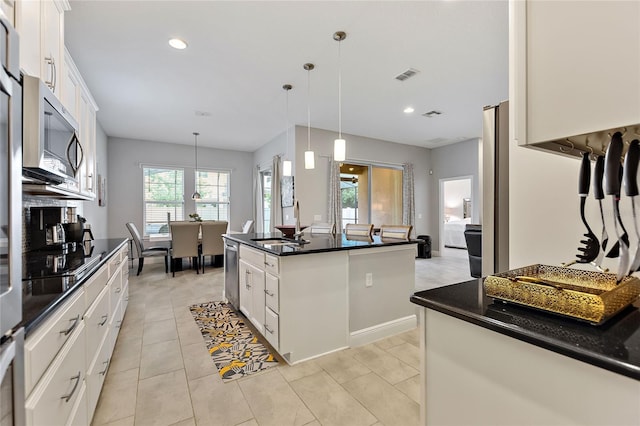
[251, 238, 300, 247]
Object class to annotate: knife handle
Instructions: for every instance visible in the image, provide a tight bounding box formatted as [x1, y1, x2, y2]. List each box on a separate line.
[624, 139, 640, 197]
[593, 155, 605, 200]
[578, 152, 591, 196]
[605, 132, 624, 196]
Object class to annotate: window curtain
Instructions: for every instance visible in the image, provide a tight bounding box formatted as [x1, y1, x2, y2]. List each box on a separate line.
[253, 165, 263, 233]
[328, 159, 342, 233]
[270, 155, 283, 232]
[402, 163, 416, 238]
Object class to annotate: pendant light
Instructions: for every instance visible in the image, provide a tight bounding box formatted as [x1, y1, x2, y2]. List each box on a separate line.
[191, 132, 201, 200]
[304, 63, 315, 170]
[333, 31, 347, 162]
[282, 84, 293, 177]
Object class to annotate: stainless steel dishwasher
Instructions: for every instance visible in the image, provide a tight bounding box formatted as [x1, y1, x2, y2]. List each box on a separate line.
[223, 238, 239, 309]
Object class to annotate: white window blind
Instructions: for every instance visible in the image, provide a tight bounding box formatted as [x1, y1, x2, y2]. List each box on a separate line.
[143, 167, 184, 235]
[195, 170, 230, 221]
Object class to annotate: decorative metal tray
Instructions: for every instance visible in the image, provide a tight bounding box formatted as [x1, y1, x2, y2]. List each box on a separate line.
[484, 264, 640, 325]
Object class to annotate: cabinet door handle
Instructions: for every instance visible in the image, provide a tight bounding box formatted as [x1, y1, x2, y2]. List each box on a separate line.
[52, 56, 57, 92]
[99, 359, 110, 376]
[264, 289, 274, 296]
[264, 324, 274, 334]
[59, 315, 80, 336]
[44, 55, 55, 90]
[60, 371, 81, 402]
[116, 320, 122, 329]
[245, 270, 251, 289]
[99, 314, 108, 326]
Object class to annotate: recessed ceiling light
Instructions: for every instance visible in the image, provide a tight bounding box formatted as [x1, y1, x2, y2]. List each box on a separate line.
[168, 38, 187, 50]
[404, 107, 415, 114]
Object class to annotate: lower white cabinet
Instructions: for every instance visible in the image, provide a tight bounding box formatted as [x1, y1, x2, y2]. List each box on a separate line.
[24, 242, 130, 426]
[25, 322, 86, 426]
[239, 259, 265, 334]
[264, 307, 279, 349]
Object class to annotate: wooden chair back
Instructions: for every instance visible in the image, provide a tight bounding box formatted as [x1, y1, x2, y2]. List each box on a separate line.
[310, 222, 336, 234]
[380, 225, 412, 240]
[345, 223, 374, 237]
[201, 221, 228, 256]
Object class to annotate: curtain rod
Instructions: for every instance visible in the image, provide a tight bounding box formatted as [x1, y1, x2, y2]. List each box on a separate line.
[138, 162, 235, 173]
[318, 154, 406, 168]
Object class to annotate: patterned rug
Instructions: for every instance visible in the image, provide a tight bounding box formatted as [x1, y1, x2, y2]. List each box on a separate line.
[189, 301, 278, 381]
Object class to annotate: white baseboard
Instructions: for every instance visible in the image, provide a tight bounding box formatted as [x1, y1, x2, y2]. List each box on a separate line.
[349, 315, 417, 347]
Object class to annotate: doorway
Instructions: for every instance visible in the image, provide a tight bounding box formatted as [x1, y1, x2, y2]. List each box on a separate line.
[439, 176, 473, 256]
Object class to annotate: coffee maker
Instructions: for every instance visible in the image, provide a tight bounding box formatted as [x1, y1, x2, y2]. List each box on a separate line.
[30, 207, 67, 251]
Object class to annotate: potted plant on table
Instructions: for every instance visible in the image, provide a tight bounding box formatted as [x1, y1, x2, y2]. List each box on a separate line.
[189, 213, 202, 222]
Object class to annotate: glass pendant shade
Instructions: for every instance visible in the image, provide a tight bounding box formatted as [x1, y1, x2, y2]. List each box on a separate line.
[334, 138, 346, 161]
[283, 160, 292, 176]
[305, 151, 315, 169]
[191, 191, 201, 200]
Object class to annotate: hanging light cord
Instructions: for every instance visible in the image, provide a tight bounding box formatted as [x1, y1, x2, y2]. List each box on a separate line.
[194, 132, 198, 172]
[338, 39, 342, 139]
[286, 89, 290, 152]
[307, 68, 311, 150]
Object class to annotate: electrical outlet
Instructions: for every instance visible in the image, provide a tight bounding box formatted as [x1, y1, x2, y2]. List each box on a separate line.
[285, 215, 289, 220]
[418, 213, 422, 219]
[314, 214, 322, 221]
[365, 272, 373, 287]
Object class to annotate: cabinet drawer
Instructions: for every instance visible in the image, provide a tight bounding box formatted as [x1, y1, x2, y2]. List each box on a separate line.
[264, 307, 279, 350]
[108, 268, 123, 310]
[84, 286, 110, 368]
[66, 382, 87, 426]
[86, 331, 112, 421]
[84, 265, 109, 309]
[265, 273, 279, 313]
[25, 289, 86, 396]
[26, 322, 86, 426]
[240, 245, 265, 268]
[108, 255, 124, 278]
[264, 254, 279, 276]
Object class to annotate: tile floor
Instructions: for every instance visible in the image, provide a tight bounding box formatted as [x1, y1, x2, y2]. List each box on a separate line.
[92, 250, 471, 426]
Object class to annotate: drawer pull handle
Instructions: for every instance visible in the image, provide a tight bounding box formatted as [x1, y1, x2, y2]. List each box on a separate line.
[60, 372, 81, 402]
[115, 287, 122, 294]
[99, 315, 108, 326]
[264, 325, 274, 334]
[99, 359, 110, 376]
[264, 261, 273, 267]
[59, 315, 80, 336]
[264, 289, 274, 296]
[116, 320, 122, 329]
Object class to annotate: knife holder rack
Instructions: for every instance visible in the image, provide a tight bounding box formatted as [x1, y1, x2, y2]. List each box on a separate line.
[484, 264, 640, 325]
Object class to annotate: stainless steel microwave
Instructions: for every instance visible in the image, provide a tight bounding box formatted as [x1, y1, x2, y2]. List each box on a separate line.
[22, 75, 83, 185]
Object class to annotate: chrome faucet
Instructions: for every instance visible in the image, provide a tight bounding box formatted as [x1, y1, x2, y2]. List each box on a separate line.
[293, 200, 303, 239]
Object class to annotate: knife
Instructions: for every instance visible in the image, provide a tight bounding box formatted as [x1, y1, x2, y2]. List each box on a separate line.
[604, 132, 628, 282]
[624, 139, 640, 274]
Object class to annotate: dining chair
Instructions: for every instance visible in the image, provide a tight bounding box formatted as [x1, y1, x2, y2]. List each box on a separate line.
[379, 224, 413, 240]
[200, 221, 228, 272]
[169, 222, 201, 277]
[309, 222, 336, 234]
[126, 222, 169, 275]
[241, 220, 254, 233]
[345, 223, 374, 237]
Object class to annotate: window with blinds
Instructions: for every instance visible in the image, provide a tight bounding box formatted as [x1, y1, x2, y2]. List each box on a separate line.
[143, 167, 184, 235]
[195, 170, 230, 221]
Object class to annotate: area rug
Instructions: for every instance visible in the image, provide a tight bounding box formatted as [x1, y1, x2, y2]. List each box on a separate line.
[189, 301, 278, 382]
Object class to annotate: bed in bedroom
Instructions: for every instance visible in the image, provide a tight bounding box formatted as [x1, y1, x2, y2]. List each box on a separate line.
[443, 217, 471, 249]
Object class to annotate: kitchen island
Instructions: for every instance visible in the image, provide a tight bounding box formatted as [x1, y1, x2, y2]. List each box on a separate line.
[223, 232, 418, 364]
[410, 279, 640, 425]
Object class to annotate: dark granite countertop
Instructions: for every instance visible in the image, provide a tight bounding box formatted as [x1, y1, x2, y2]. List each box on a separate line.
[22, 238, 128, 334]
[410, 279, 640, 380]
[223, 232, 418, 256]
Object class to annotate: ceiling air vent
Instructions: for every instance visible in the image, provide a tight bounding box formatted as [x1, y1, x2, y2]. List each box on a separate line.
[394, 68, 419, 81]
[422, 110, 442, 118]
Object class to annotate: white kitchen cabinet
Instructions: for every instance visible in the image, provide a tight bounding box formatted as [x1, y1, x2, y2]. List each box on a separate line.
[24, 242, 130, 426]
[512, 0, 640, 149]
[16, 0, 69, 95]
[63, 48, 98, 198]
[239, 256, 265, 335]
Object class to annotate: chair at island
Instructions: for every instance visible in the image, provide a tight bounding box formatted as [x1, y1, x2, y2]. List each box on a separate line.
[309, 222, 336, 234]
[345, 223, 374, 237]
[169, 221, 201, 277]
[200, 221, 228, 272]
[380, 224, 412, 240]
[126, 222, 169, 276]
[241, 220, 254, 233]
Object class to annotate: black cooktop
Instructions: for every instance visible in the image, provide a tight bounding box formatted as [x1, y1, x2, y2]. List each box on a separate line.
[23, 242, 104, 282]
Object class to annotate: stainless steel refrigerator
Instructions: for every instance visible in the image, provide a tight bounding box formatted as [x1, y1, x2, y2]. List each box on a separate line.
[481, 101, 509, 275]
[0, 11, 25, 426]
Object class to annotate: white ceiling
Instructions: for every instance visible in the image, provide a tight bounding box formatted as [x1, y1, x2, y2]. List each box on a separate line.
[64, 0, 508, 151]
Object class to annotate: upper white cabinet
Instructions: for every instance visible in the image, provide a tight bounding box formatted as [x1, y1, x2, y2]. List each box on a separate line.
[16, 0, 70, 96]
[64, 48, 98, 198]
[511, 1, 640, 149]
